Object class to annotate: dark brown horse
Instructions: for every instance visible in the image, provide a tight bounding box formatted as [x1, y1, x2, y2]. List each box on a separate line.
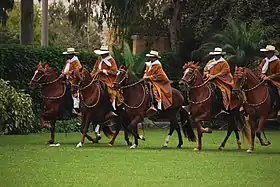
[71, 66, 132, 147]
[233, 67, 274, 153]
[179, 61, 251, 151]
[112, 65, 196, 149]
[29, 63, 115, 145]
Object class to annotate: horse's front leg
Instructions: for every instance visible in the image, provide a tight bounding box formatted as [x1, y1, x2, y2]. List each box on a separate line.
[127, 115, 144, 149]
[167, 114, 183, 148]
[194, 121, 205, 151]
[48, 120, 56, 144]
[76, 115, 90, 148]
[247, 117, 255, 153]
[163, 125, 175, 148]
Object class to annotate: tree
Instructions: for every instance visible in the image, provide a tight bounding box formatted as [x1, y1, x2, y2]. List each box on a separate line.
[192, 19, 274, 67]
[48, 1, 100, 50]
[1, 2, 41, 45]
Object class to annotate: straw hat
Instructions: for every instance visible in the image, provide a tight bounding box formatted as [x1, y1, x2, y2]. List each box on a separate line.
[209, 47, 226, 56]
[62, 48, 79, 55]
[146, 50, 161, 59]
[260, 45, 279, 55]
[94, 46, 110, 55]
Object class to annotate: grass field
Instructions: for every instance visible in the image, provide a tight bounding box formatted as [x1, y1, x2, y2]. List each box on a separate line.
[0, 129, 280, 187]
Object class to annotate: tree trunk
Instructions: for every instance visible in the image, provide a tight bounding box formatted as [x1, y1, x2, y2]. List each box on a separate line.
[20, 0, 34, 45]
[169, 0, 181, 55]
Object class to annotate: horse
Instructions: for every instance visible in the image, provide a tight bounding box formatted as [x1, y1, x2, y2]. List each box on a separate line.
[112, 65, 196, 149]
[29, 63, 115, 145]
[179, 61, 251, 151]
[71, 66, 132, 147]
[233, 66, 275, 153]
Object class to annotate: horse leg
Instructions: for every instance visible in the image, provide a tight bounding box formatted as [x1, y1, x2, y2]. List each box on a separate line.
[256, 131, 271, 146]
[247, 117, 255, 153]
[194, 121, 203, 151]
[48, 120, 56, 144]
[218, 127, 233, 150]
[108, 125, 120, 146]
[124, 130, 132, 146]
[169, 115, 183, 148]
[163, 125, 175, 148]
[76, 115, 90, 148]
[127, 116, 143, 149]
[94, 124, 102, 142]
[234, 128, 242, 150]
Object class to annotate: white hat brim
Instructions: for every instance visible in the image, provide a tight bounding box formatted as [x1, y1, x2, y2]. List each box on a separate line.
[146, 54, 161, 58]
[62, 51, 79, 55]
[94, 50, 109, 55]
[260, 49, 279, 55]
[209, 52, 226, 55]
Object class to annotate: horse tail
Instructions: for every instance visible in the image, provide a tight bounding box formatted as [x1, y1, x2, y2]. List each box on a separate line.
[234, 111, 251, 145]
[101, 124, 115, 138]
[179, 107, 196, 142]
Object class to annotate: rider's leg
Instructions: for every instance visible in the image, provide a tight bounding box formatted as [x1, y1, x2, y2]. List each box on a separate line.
[146, 82, 157, 113]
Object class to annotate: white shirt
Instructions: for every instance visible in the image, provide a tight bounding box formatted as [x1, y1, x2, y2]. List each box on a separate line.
[206, 57, 226, 70]
[261, 55, 279, 74]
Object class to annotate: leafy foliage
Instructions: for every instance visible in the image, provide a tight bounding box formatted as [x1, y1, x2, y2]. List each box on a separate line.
[192, 19, 274, 67]
[0, 44, 98, 116]
[0, 79, 35, 134]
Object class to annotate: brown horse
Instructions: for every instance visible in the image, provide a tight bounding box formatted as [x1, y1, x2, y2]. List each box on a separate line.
[71, 66, 132, 147]
[29, 63, 115, 145]
[233, 67, 274, 153]
[179, 61, 251, 151]
[112, 65, 196, 149]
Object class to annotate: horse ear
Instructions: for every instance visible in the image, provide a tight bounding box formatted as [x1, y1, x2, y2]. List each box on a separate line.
[79, 66, 83, 72]
[194, 61, 199, 67]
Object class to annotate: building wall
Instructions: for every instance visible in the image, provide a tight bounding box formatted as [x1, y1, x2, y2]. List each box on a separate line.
[131, 35, 170, 55]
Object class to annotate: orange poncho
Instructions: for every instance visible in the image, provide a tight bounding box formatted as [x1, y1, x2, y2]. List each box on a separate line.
[259, 56, 280, 88]
[62, 56, 82, 84]
[204, 58, 233, 110]
[144, 60, 172, 110]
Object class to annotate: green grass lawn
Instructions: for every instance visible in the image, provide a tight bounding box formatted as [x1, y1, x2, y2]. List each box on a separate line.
[0, 129, 280, 187]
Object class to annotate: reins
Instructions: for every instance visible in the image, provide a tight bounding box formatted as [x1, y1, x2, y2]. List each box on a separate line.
[181, 69, 212, 104]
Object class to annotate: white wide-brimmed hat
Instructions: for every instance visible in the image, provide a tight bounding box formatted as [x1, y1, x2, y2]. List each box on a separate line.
[62, 48, 79, 55]
[260, 45, 279, 55]
[209, 47, 226, 56]
[94, 46, 110, 55]
[146, 50, 161, 59]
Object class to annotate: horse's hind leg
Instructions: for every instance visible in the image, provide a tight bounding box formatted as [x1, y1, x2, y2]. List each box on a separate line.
[219, 126, 233, 150]
[163, 125, 175, 148]
[234, 129, 242, 149]
[124, 130, 132, 146]
[169, 115, 183, 148]
[256, 131, 271, 146]
[48, 120, 56, 144]
[76, 116, 90, 148]
[108, 126, 120, 146]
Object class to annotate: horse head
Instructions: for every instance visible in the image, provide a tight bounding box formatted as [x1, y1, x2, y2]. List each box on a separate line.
[71, 66, 91, 89]
[112, 65, 129, 90]
[233, 66, 247, 91]
[179, 61, 200, 86]
[29, 62, 53, 89]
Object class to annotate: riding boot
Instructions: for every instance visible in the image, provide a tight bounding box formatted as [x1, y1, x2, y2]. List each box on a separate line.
[146, 82, 157, 116]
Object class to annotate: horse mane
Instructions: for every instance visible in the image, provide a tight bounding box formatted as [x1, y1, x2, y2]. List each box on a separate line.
[36, 62, 57, 76]
[183, 61, 200, 70]
[127, 68, 139, 84]
[244, 67, 260, 83]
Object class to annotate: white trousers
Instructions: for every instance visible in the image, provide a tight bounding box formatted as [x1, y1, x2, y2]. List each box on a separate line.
[72, 92, 80, 109]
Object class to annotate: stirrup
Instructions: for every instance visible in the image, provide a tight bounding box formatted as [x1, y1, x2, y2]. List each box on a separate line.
[146, 106, 157, 116]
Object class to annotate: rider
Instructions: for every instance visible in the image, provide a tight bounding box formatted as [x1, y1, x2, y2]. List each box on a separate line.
[203, 47, 234, 113]
[258, 45, 280, 115]
[59, 47, 82, 116]
[143, 50, 172, 114]
[91, 46, 120, 116]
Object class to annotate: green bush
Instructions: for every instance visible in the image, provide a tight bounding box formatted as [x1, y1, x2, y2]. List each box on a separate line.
[0, 79, 36, 134]
[0, 44, 98, 116]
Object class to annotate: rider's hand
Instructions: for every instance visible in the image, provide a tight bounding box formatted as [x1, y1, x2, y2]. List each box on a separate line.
[261, 74, 268, 80]
[207, 74, 215, 80]
[102, 69, 108, 75]
[263, 76, 269, 80]
[143, 75, 151, 80]
[58, 73, 65, 79]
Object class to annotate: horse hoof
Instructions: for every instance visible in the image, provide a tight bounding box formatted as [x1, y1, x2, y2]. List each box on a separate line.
[139, 135, 146, 141]
[218, 146, 224, 151]
[177, 145, 182, 149]
[193, 147, 201, 151]
[163, 143, 168, 148]
[49, 143, 60, 147]
[47, 140, 54, 144]
[130, 144, 137, 149]
[262, 141, 271, 146]
[127, 141, 133, 146]
[247, 149, 253, 153]
[76, 142, 83, 148]
[108, 143, 113, 147]
[205, 128, 212, 133]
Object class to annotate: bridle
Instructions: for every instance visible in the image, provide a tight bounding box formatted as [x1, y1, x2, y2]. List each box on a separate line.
[113, 68, 146, 109]
[31, 68, 65, 99]
[71, 69, 101, 108]
[233, 69, 268, 107]
[180, 67, 212, 104]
